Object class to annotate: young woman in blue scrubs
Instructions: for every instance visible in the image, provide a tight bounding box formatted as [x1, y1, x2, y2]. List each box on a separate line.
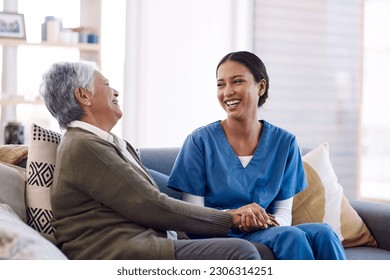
[167, 51, 346, 260]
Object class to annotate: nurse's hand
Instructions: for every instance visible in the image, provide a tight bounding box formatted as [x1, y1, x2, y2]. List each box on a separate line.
[228, 203, 279, 232]
[267, 214, 280, 227]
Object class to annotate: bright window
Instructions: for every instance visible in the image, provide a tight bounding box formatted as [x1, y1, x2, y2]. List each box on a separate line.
[360, 0, 390, 202]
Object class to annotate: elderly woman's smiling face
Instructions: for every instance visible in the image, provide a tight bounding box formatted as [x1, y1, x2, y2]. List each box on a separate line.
[89, 71, 123, 126]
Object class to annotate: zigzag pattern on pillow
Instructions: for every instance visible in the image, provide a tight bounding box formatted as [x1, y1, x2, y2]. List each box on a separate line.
[26, 207, 55, 235]
[27, 162, 55, 188]
[25, 123, 62, 243]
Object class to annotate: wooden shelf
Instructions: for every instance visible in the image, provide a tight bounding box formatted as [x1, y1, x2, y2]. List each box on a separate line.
[0, 96, 43, 106]
[0, 38, 100, 52]
[0, 0, 102, 130]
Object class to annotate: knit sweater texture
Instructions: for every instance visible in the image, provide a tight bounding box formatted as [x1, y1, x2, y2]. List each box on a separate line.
[51, 127, 233, 259]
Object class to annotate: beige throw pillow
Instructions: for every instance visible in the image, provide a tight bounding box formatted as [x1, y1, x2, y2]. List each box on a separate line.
[292, 142, 378, 248]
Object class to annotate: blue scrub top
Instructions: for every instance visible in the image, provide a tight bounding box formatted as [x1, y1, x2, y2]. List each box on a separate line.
[167, 120, 307, 212]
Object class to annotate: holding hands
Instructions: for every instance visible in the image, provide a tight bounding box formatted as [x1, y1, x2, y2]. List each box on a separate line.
[228, 203, 279, 233]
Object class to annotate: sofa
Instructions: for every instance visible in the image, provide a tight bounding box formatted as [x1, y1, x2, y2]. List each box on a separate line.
[1, 141, 390, 260]
[139, 147, 390, 260]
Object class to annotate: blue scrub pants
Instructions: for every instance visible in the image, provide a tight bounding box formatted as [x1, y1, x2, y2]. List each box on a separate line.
[234, 223, 346, 260]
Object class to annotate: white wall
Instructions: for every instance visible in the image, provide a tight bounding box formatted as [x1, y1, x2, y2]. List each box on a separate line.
[122, 0, 364, 199]
[123, 0, 254, 147]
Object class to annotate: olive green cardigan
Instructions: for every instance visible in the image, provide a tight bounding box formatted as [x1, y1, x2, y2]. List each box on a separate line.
[51, 127, 233, 259]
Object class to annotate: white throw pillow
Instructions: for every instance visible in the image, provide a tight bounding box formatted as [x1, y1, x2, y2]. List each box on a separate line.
[292, 142, 377, 248]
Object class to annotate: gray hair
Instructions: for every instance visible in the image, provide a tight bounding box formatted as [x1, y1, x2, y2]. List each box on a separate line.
[40, 61, 99, 130]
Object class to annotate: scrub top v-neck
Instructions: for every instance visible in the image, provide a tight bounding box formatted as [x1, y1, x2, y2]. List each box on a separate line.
[167, 120, 307, 212]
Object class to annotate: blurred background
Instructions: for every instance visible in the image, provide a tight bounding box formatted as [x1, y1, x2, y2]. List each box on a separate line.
[0, 0, 389, 203]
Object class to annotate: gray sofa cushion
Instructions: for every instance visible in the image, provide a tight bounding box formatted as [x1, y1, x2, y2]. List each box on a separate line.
[345, 247, 390, 260]
[350, 200, 390, 251]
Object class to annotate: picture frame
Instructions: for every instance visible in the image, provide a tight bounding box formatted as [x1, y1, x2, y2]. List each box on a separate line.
[0, 12, 26, 39]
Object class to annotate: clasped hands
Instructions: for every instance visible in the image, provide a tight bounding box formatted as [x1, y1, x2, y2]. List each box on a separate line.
[227, 203, 279, 233]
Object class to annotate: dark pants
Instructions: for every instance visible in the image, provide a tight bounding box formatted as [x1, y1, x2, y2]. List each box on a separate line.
[173, 238, 261, 260]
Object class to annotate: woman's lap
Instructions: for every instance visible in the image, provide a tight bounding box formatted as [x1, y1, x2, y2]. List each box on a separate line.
[232, 223, 346, 260]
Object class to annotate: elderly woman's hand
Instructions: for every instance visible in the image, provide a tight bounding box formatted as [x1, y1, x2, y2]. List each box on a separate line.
[227, 203, 279, 233]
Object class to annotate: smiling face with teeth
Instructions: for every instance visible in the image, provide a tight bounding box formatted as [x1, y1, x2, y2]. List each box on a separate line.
[216, 60, 265, 121]
[76, 71, 123, 132]
[92, 71, 123, 127]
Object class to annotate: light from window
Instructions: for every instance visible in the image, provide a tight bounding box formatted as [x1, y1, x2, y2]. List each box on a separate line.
[361, 0, 390, 202]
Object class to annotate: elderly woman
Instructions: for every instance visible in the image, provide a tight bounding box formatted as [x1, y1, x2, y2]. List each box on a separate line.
[40, 61, 262, 260]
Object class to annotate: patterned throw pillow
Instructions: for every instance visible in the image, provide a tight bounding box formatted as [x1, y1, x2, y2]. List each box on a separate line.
[292, 142, 378, 248]
[25, 123, 61, 242]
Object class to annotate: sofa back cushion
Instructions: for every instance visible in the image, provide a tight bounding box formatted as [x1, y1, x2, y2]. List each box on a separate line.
[0, 203, 67, 259]
[0, 162, 26, 221]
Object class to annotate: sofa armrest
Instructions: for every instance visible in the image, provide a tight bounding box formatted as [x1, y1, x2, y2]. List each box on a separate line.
[350, 199, 390, 251]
